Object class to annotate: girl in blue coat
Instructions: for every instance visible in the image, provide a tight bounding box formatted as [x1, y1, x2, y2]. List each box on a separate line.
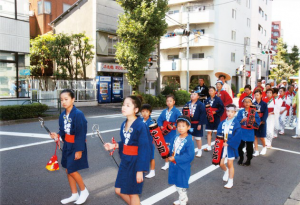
[217, 104, 241, 189]
[168, 115, 195, 205]
[104, 96, 151, 205]
[157, 94, 181, 170]
[237, 96, 261, 166]
[183, 91, 206, 157]
[50, 89, 89, 205]
[204, 86, 224, 152]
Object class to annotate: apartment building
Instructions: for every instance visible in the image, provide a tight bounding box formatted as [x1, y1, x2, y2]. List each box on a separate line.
[0, 0, 30, 100]
[250, 0, 272, 87]
[271, 21, 281, 52]
[29, 0, 77, 38]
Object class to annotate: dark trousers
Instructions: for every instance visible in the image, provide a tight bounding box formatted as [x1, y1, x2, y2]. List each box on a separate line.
[238, 140, 253, 160]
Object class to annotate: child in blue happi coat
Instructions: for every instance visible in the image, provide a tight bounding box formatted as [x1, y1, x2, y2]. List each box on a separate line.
[168, 115, 195, 205]
[141, 104, 156, 179]
[104, 96, 151, 205]
[217, 104, 242, 189]
[157, 94, 181, 170]
[50, 89, 89, 205]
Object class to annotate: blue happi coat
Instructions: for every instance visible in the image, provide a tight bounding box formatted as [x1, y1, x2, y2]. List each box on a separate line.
[143, 116, 155, 160]
[168, 134, 195, 188]
[217, 117, 242, 158]
[204, 96, 224, 130]
[253, 100, 268, 138]
[183, 100, 207, 137]
[157, 106, 181, 143]
[115, 117, 151, 194]
[236, 108, 261, 142]
[58, 106, 88, 174]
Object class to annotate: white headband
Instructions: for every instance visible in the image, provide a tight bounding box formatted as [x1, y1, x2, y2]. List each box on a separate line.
[226, 107, 237, 111]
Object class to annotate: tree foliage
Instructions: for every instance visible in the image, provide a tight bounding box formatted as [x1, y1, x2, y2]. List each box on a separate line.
[270, 38, 295, 83]
[115, 0, 169, 90]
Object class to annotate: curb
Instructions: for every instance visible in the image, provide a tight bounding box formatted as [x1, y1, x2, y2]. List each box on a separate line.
[0, 115, 60, 126]
[285, 182, 300, 205]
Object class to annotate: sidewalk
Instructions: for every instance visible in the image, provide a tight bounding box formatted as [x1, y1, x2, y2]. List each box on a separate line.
[285, 182, 300, 205]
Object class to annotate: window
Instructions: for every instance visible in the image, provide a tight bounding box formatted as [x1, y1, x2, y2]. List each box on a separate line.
[266, 0, 267, 5]
[273, 46, 277, 50]
[168, 10, 179, 15]
[259, 7, 262, 14]
[272, 38, 278, 44]
[246, 0, 251, 8]
[168, 55, 179, 60]
[247, 18, 250, 27]
[236, 0, 241, 4]
[273, 24, 279, 29]
[108, 35, 118, 55]
[262, 10, 264, 17]
[265, 14, 267, 21]
[63, 3, 72, 12]
[258, 41, 262, 49]
[231, 53, 235, 62]
[273, 32, 279, 37]
[192, 53, 204, 59]
[231, 31, 236, 41]
[263, 61, 266, 68]
[264, 29, 266, 36]
[0, 0, 15, 19]
[232, 9, 236, 19]
[38, 1, 51, 14]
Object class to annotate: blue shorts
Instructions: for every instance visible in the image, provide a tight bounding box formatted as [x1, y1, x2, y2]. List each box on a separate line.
[188, 123, 203, 137]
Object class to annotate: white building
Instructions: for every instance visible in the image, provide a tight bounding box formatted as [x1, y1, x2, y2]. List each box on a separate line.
[250, 0, 272, 89]
[160, 0, 272, 94]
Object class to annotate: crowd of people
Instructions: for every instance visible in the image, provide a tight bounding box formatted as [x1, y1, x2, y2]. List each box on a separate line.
[48, 73, 298, 205]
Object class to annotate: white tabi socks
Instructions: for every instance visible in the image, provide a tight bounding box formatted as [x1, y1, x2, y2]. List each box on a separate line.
[161, 162, 169, 170]
[174, 187, 188, 205]
[145, 170, 155, 178]
[223, 168, 229, 182]
[74, 188, 89, 205]
[224, 178, 233, 189]
[61, 193, 79, 204]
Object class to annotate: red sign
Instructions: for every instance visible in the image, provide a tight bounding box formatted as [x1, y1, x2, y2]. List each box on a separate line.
[97, 63, 127, 73]
[246, 71, 251, 78]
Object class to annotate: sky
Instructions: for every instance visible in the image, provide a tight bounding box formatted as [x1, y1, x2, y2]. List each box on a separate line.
[272, 0, 300, 52]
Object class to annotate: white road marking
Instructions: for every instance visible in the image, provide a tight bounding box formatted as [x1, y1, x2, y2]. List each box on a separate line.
[258, 145, 300, 155]
[0, 140, 54, 152]
[88, 111, 163, 119]
[0, 132, 50, 139]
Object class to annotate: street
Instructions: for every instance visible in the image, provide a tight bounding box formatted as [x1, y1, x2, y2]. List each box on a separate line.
[0, 109, 300, 205]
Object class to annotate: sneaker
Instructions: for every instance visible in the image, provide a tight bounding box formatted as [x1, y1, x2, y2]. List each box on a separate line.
[196, 150, 202, 157]
[260, 147, 267, 155]
[224, 179, 233, 189]
[74, 188, 89, 205]
[266, 145, 272, 149]
[223, 169, 229, 182]
[161, 162, 169, 170]
[61, 193, 79, 204]
[145, 170, 155, 178]
[292, 135, 300, 139]
[243, 160, 251, 166]
[279, 131, 284, 135]
[204, 147, 211, 152]
[253, 150, 259, 157]
[173, 200, 180, 205]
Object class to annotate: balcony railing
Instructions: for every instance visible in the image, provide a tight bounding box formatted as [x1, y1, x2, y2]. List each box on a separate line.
[160, 58, 214, 72]
[166, 10, 215, 26]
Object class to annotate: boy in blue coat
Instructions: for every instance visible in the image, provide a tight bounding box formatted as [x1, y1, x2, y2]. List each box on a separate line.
[217, 104, 241, 189]
[182, 91, 206, 157]
[237, 96, 261, 166]
[168, 115, 195, 205]
[157, 94, 181, 170]
[141, 104, 156, 179]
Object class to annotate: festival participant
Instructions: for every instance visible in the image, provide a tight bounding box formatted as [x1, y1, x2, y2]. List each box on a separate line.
[168, 115, 195, 205]
[253, 79, 264, 93]
[262, 83, 271, 99]
[50, 89, 89, 205]
[292, 91, 300, 139]
[237, 96, 261, 166]
[280, 80, 288, 89]
[217, 104, 241, 189]
[204, 86, 224, 152]
[278, 87, 291, 135]
[216, 80, 233, 121]
[104, 96, 151, 205]
[264, 89, 277, 147]
[182, 91, 206, 157]
[253, 90, 268, 156]
[239, 85, 253, 108]
[273, 88, 282, 139]
[193, 78, 209, 103]
[268, 79, 276, 88]
[215, 72, 233, 99]
[286, 85, 296, 127]
[141, 104, 156, 179]
[157, 94, 181, 170]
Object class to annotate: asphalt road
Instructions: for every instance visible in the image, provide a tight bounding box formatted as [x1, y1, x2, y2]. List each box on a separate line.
[0, 109, 300, 205]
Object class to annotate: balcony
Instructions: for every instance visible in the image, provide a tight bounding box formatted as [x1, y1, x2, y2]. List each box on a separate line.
[168, 0, 199, 5]
[160, 36, 182, 50]
[182, 10, 215, 24]
[160, 59, 181, 72]
[181, 34, 214, 47]
[181, 58, 214, 71]
[166, 13, 181, 27]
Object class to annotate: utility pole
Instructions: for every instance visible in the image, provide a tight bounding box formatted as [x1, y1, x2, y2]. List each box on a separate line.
[243, 37, 247, 88]
[156, 38, 161, 95]
[186, 9, 190, 92]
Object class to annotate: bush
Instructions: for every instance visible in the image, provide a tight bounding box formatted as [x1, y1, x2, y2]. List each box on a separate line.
[0, 103, 48, 120]
[239, 88, 244, 93]
[174, 90, 190, 106]
[138, 93, 166, 108]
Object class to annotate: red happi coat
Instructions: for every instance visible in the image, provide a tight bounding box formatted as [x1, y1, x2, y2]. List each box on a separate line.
[216, 90, 233, 121]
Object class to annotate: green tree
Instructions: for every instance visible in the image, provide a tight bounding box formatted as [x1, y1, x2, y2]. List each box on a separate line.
[289, 45, 299, 73]
[115, 0, 169, 90]
[30, 34, 55, 90]
[270, 38, 295, 83]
